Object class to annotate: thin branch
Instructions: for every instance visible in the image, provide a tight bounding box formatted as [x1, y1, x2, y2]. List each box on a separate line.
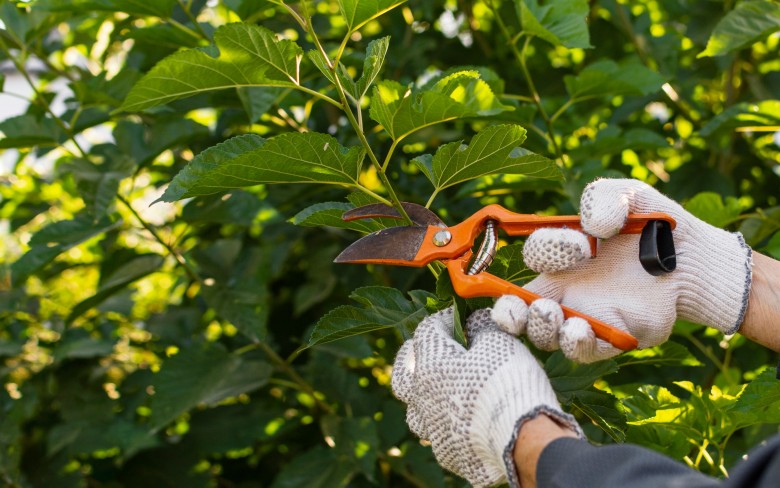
[176, 0, 210, 39]
[117, 194, 201, 283]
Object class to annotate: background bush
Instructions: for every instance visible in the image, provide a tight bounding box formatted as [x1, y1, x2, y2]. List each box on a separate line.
[1, 0, 780, 486]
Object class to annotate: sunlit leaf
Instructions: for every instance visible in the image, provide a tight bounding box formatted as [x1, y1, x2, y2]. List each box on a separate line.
[731, 368, 780, 423]
[337, 0, 406, 32]
[121, 23, 303, 111]
[699, 100, 780, 137]
[564, 59, 665, 99]
[308, 287, 433, 346]
[545, 351, 618, 402]
[369, 71, 512, 141]
[36, 0, 178, 17]
[150, 342, 272, 430]
[356, 36, 390, 99]
[11, 214, 121, 284]
[684, 192, 743, 228]
[412, 124, 560, 198]
[616, 341, 704, 368]
[571, 389, 626, 442]
[515, 0, 592, 49]
[158, 133, 366, 202]
[699, 0, 780, 57]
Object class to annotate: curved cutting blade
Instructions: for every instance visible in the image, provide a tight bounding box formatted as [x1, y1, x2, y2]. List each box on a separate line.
[334, 226, 428, 265]
[342, 202, 445, 227]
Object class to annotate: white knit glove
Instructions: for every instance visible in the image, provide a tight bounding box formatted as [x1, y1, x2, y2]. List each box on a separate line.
[391, 307, 583, 487]
[492, 178, 753, 363]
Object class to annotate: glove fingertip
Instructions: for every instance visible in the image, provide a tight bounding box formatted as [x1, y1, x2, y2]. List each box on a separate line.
[524, 228, 592, 273]
[527, 298, 563, 351]
[491, 295, 528, 336]
[560, 317, 620, 363]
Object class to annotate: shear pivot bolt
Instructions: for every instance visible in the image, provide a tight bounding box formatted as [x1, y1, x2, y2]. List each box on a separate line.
[432, 230, 452, 247]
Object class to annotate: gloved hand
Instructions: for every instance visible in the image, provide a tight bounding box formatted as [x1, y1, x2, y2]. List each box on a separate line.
[392, 307, 583, 487]
[492, 178, 753, 363]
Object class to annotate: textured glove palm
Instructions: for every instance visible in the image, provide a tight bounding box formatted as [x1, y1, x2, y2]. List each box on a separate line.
[492, 178, 753, 363]
[391, 308, 582, 487]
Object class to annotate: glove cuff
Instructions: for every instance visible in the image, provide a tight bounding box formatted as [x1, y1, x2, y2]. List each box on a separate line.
[677, 227, 753, 334]
[502, 406, 584, 488]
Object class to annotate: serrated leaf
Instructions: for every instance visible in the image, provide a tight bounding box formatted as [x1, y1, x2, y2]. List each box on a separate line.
[150, 342, 272, 430]
[731, 368, 780, 423]
[122, 23, 303, 112]
[35, 0, 178, 17]
[307, 50, 356, 97]
[616, 341, 703, 368]
[699, 1, 780, 58]
[412, 125, 560, 199]
[516, 0, 592, 49]
[12, 214, 121, 285]
[237, 86, 289, 123]
[291, 202, 382, 233]
[158, 133, 365, 202]
[369, 71, 512, 141]
[338, 0, 406, 32]
[564, 59, 665, 99]
[0, 114, 63, 148]
[545, 351, 618, 402]
[684, 192, 742, 228]
[356, 36, 390, 99]
[308, 287, 432, 346]
[67, 254, 164, 322]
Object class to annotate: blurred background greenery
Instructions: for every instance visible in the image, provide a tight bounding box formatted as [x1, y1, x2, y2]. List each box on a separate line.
[1, 0, 780, 486]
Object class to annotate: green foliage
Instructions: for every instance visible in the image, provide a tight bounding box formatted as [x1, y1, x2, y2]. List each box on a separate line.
[2, 0, 780, 486]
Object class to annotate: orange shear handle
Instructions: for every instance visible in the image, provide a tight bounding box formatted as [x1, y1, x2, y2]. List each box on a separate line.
[445, 256, 639, 351]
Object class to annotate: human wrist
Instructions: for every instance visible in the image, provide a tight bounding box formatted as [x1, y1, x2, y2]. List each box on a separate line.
[511, 413, 579, 488]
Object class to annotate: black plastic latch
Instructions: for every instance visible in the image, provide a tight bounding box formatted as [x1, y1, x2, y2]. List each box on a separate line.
[639, 220, 676, 276]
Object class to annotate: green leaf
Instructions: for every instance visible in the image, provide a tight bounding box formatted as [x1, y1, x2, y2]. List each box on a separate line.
[739, 206, 780, 246]
[65, 152, 136, 216]
[369, 70, 512, 141]
[356, 36, 390, 99]
[321, 416, 379, 481]
[308, 287, 433, 346]
[0, 114, 63, 149]
[237, 86, 289, 123]
[158, 133, 365, 202]
[545, 351, 618, 402]
[616, 341, 703, 368]
[488, 242, 537, 284]
[67, 254, 164, 322]
[307, 50, 357, 97]
[270, 446, 355, 488]
[731, 368, 780, 423]
[571, 389, 626, 442]
[114, 118, 211, 168]
[626, 424, 690, 459]
[516, 0, 592, 49]
[121, 23, 303, 112]
[412, 124, 560, 197]
[699, 1, 780, 57]
[150, 342, 272, 430]
[684, 192, 743, 228]
[12, 214, 121, 285]
[181, 191, 264, 226]
[699, 100, 780, 137]
[337, 0, 406, 32]
[766, 231, 780, 260]
[35, 0, 178, 17]
[202, 284, 269, 342]
[291, 202, 383, 233]
[564, 59, 665, 99]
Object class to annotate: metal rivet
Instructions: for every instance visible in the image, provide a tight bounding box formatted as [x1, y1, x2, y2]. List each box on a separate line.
[432, 230, 452, 247]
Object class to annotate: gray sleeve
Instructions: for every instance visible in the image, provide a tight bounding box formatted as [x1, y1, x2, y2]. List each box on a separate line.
[537, 435, 780, 488]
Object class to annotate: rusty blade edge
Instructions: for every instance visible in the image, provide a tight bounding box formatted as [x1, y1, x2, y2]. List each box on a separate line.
[334, 226, 428, 264]
[342, 202, 445, 228]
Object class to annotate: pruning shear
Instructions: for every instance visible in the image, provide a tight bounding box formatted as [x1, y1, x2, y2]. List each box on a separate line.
[334, 202, 677, 351]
